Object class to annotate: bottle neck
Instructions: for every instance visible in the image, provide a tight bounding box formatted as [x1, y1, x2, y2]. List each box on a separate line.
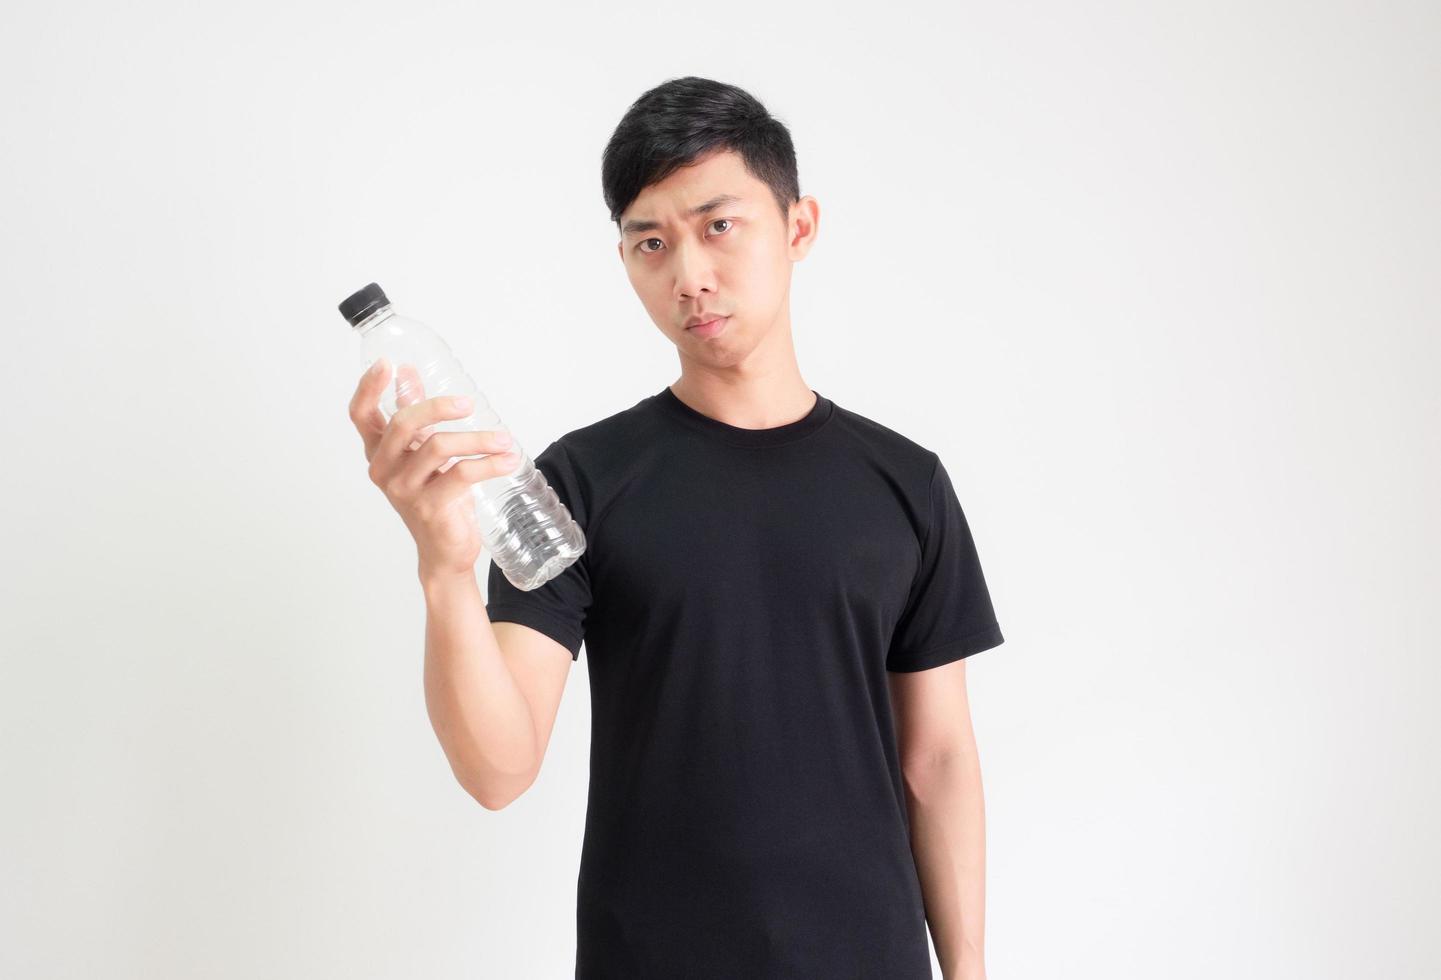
[353, 304, 395, 335]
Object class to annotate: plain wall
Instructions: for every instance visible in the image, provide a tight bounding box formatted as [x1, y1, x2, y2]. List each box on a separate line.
[1, 1, 1437, 977]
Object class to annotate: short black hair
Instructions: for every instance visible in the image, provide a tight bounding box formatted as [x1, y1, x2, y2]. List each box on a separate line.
[601, 76, 800, 231]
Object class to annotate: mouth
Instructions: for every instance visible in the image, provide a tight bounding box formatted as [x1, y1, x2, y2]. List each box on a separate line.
[686, 316, 729, 336]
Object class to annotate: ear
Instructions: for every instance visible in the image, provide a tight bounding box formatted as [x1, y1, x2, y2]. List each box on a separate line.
[788, 196, 820, 260]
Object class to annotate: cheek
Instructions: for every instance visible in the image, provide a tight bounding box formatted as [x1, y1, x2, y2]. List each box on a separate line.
[737, 244, 785, 302]
[631, 269, 666, 308]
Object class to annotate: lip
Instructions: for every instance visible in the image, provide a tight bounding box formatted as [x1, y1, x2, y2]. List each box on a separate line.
[685, 311, 728, 327]
[685, 316, 728, 332]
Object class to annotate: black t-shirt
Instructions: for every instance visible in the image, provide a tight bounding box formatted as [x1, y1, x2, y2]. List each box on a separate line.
[485, 385, 1004, 979]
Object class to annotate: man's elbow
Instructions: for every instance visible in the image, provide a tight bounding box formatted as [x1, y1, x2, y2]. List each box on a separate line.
[462, 764, 540, 811]
[474, 789, 518, 811]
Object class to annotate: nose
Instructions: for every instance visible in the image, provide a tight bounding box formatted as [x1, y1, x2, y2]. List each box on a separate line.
[672, 241, 716, 302]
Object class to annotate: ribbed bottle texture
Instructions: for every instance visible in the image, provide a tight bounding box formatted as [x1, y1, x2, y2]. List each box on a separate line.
[338, 283, 585, 591]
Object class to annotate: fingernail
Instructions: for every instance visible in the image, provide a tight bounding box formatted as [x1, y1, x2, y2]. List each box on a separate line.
[367, 360, 383, 375]
[452, 396, 471, 412]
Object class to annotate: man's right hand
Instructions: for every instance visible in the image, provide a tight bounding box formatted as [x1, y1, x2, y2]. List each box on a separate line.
[348, 358, 522, 580]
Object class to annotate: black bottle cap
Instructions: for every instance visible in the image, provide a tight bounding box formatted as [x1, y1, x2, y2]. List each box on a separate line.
[338, 282, 391, 327]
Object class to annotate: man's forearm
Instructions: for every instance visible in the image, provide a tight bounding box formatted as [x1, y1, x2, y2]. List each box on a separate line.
[904, 741, 987, 978]
[419, 568, 538, 808]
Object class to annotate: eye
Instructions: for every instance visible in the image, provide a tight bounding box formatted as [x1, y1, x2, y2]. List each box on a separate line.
[709, 218, 733, 235]
[637, 237, 664, 254]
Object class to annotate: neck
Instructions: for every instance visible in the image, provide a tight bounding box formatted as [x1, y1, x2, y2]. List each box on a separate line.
[671, 307, 815, 429]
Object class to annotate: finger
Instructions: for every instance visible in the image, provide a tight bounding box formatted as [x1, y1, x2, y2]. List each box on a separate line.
[394, 362, 426, 409]
[373, 363, 432, 467]
[395, 428, 516, 496]
[376, 390, 474, 466]
[406, 423, 438, 452]
[420, 451, 523, 511]
[348, 357, 393, 459]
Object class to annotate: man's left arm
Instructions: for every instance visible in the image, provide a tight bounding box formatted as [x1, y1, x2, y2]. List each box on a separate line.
[889, 657, 987, 980]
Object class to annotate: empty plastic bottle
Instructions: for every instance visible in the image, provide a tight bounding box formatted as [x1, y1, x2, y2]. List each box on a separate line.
[338, 282, 585, 591]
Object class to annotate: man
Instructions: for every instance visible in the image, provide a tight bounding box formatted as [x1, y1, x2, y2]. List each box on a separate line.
[349, 76, 1004, 980]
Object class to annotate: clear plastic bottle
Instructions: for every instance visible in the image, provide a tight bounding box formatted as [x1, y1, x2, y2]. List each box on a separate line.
[338, 282, 585, 591]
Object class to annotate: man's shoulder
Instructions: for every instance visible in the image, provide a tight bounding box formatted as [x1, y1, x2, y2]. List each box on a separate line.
[536, 390, 667, 479]
[829, 398, 940, 481]
[526, 393, 663, 525]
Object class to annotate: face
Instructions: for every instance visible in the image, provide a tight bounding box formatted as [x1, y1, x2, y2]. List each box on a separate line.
[616, 148, 818, 368]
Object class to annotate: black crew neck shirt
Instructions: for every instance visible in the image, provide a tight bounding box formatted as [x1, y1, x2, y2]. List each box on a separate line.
[484, 385, 1005, 979]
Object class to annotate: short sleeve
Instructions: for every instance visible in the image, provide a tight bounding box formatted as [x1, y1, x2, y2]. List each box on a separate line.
[885, 456, 1004, 672]
[484, 439, 592, 660]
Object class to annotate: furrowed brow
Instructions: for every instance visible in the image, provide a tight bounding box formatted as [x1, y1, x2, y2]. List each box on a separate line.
[621, 194, 744, 237]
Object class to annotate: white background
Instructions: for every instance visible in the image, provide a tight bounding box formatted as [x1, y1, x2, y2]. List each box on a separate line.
[2, 1, 1437, 977]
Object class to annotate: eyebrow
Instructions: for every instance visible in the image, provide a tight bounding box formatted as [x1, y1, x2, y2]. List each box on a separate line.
[620, 194, 745, 237]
